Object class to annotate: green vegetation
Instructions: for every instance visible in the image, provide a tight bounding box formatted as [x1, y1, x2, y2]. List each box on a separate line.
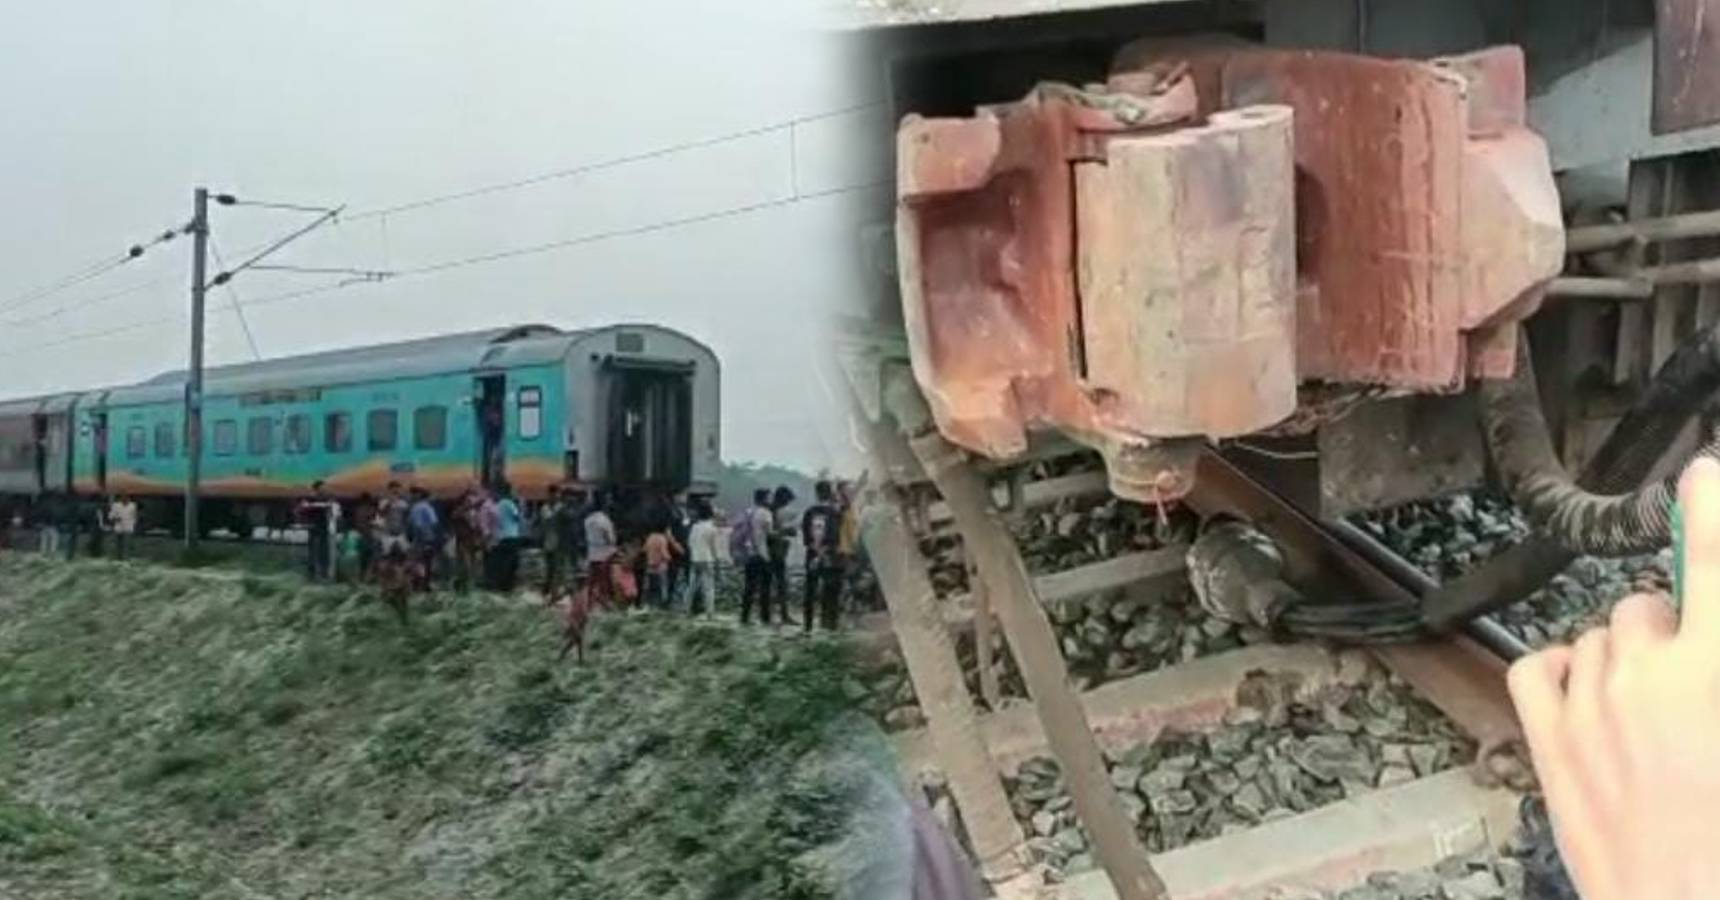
[713, 461, 823, 519]
[0, 554, 903, 899]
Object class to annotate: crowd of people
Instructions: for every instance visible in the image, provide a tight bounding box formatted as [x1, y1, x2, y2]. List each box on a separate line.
[0, 477, 872, 630]
[0, 491, 138, 560]
[294, 478, 866, 630]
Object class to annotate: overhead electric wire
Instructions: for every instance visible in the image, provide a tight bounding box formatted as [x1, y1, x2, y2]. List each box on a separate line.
[224, 199, 339, 214]
[344, 101, 883, 222]
[209, 207, 344, 285]
[0, 273, 174, 330]
[249, 264, 395, 278]
[2, 100, 882, 333]
[0, 225, 183, 316]
[210, 240, 263, 362]
[247, 179, 889, 306]
[9, 179, 889, 355]
[4, 100, 886, 358]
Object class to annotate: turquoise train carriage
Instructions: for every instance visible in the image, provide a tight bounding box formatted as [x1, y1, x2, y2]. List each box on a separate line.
[0, 323, 720, 535]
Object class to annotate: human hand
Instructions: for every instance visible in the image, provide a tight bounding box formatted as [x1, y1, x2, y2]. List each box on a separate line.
[1508, 456, 1720, 900]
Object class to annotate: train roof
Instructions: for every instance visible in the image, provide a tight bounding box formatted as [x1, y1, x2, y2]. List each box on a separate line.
[99, 322, 713, 407]
[0, 395, 51, 418]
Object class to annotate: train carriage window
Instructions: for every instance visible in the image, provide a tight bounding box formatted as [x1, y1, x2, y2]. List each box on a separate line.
[325, 412, 352, 453]
[284, 414, 311, 455]
[125, 426, 146, 459]
[154, 422, 174, 458]
[213, 420, 237, 456]
[518, 387, 542, 440]
[413, 405, 447, 450]
[247, 417, 274, 456]
[367, 409, 398, 452]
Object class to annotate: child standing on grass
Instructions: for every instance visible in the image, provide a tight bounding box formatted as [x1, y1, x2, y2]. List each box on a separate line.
[643, 525, 683, 611]
[337, 526, 362, 583]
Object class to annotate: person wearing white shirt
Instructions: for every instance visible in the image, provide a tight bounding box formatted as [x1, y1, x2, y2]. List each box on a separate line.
[684, 502, 722, 616]
[108, 495, 138, 560]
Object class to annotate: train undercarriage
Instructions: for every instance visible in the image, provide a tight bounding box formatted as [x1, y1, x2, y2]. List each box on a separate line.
[836, 1, 1720, 896]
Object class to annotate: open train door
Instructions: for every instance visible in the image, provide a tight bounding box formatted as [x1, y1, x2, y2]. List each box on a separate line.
[604, 358, 693, 489]
[91, 410, 108, 493]
[474, 374, 507, 489]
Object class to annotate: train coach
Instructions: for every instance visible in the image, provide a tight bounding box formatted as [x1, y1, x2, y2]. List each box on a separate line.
[0, 322, 720, 535]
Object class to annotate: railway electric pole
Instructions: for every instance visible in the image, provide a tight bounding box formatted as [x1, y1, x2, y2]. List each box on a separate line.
[178, 191, 341, 554]
[185, 187, 209, 553]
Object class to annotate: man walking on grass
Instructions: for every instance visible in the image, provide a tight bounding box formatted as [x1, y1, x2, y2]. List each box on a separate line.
[583, 492, 618, 607]
[110, 494, 137, 561]
[800, 481, 845, 632]
[740, 489, 775, 625]
[408, 487, 441, 589]
[643, 521, 683, 611]
[767, 485, 796, 625]
[685, 500, 720, 616]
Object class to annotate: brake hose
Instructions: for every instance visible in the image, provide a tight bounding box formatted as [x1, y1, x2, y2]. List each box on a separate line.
[1483, 329, 1720, 557]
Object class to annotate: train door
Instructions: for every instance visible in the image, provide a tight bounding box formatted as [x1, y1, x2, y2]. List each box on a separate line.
[475, 374, 506, 488]
[606, 365, 692, 488]
[30, 414, 46, 491]
[91, 411, 108, 493]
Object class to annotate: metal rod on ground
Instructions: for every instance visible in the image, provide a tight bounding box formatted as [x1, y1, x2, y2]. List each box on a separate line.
[858, 436, 1030, 886]
[185, 187, 209, 552]
[884, 373, 1168, 900]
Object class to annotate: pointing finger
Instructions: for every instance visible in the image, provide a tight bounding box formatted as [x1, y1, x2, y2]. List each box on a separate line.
[1608, 592, 1677, 654]
[1508, 645, 1572, 762]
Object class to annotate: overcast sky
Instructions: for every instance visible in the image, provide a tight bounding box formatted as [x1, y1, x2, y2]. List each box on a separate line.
[0, 1, 886, 472]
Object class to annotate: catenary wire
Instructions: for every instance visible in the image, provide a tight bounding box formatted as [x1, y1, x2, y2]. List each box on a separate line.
[5, 180, 889, 356]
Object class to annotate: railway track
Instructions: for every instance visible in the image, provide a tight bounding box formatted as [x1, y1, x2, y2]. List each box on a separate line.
[857, 432, 1545, 899]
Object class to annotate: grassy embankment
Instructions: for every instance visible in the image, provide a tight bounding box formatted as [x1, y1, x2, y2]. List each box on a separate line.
[0, 554, 902, 900]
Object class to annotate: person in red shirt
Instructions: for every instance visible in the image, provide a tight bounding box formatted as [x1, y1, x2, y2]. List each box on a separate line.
[642, 525, 683, 611]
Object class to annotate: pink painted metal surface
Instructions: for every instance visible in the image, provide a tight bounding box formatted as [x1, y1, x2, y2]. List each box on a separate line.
[1223, 51, 1458, 388]
[1110, 44, 1562, 389]
[896, 46, 1562, 496]
[1074, 107, 1298, 439]
[896, 76, 1297, 501]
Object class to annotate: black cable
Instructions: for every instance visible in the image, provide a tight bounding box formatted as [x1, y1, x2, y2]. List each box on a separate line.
[343, 101, 883, 223]
[390, 181, 884, 280]
[4, 180, 890, 355]
[0, 275, 169, 330]
[209, 208, 343, 286]
[210, 240, 263, 362]
[0, 226, 182, 316]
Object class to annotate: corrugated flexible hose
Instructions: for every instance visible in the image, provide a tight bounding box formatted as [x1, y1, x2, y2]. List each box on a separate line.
[1200, 322, 1720, 642]
[1483, 329, 1720, 557]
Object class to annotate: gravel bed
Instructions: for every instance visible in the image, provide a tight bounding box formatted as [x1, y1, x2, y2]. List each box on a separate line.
[1288, 793, 1580, 900]
[920, 492, 1197, 596]
[1294, 846, 1525, 899]
[994, 669, 1473, 880]
[1352, 491, 1670, 649]
[866, 467, 1231, 730]
[862, 584, 1256, 731]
